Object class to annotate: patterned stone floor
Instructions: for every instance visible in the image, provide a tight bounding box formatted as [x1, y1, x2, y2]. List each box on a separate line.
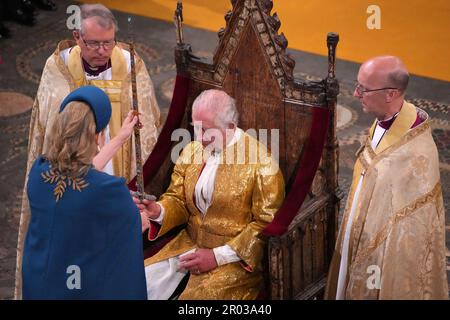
[0, 1, 449, 299]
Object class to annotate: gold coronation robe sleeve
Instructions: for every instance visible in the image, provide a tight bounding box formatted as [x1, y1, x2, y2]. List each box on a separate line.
[144, 132, 285, 299]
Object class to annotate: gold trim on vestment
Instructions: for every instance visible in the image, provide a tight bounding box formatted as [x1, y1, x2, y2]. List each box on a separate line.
[351, 182, 442, 268]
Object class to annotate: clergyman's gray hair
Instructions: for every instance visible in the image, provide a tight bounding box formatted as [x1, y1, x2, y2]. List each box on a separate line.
[192, 89, 239, 129]
[387, 69, 409, 93]
[79, 4, 119, 34]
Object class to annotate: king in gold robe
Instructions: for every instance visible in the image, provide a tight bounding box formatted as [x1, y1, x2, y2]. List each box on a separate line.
[15, 39, 160, 299]
[325, 102, 448, 300]
[144, 128, 285, 300]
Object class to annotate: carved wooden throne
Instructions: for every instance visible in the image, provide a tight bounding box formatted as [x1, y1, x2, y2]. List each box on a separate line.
[134, 0, 340, 300]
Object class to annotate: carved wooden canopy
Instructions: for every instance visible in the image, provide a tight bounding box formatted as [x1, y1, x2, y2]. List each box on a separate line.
[173, 0, 339, 188]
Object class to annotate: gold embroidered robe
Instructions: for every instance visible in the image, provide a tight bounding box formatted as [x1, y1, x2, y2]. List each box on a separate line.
[15, 40, 160, 299]
[325, 102, 448, 300]
[145, 131, 285, 299]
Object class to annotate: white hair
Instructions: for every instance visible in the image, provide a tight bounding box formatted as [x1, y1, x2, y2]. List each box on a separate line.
[192, 89, 239, 129]
[80, 4, 118, 35]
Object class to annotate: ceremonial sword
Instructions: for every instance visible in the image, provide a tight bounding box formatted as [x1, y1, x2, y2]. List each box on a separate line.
[127, 17, 155, 202]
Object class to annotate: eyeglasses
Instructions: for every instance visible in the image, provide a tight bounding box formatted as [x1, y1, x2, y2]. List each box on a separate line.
[80, 35, 116, 50]
[354, 82, 398, 96]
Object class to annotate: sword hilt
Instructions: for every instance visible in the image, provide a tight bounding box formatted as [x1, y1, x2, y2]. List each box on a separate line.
[130, 191, 156, 202]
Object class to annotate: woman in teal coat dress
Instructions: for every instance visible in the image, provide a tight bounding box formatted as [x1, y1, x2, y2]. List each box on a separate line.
[22, 86, 147, 299]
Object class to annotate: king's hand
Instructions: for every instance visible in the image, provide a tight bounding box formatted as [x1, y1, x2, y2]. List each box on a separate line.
[132, 196, 161, 220]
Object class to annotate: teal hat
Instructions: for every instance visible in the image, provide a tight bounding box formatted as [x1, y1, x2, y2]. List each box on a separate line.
[59, 86, 112, 133]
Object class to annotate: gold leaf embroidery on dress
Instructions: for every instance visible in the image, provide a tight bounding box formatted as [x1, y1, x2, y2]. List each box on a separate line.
[41, 168, 89, 202]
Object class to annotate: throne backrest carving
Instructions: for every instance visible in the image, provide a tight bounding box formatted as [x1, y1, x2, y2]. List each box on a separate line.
[174, 0, 335, 191]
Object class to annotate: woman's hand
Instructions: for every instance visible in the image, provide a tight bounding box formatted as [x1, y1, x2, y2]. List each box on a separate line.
[140, 211, 150, 233]
[93, 111, 139, 171]
[117, 111, 139, 143]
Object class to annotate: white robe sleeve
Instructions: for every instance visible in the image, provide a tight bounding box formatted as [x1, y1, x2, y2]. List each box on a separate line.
[213, 245, 241, 266]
